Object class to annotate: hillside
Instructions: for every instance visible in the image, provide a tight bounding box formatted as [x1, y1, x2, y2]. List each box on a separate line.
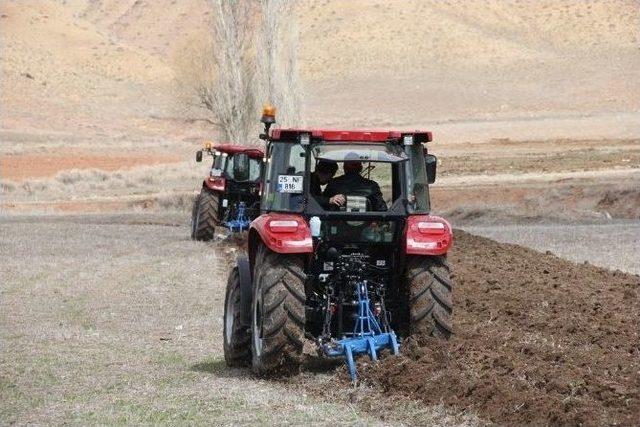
[1, 0, 638, 146]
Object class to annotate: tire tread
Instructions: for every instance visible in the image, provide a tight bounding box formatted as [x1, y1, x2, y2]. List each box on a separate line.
[252, 250, 306, 374]
[405, 255, 453, 339]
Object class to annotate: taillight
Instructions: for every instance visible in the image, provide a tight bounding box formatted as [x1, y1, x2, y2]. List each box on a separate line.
[416, 221, 446, 234]
[257, 214, 313, 253]
[209, 177, 225, 191]
[268, 220, 299, 233]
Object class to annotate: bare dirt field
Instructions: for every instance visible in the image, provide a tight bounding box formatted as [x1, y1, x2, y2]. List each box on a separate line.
[1, 152, 180, 181]
[2, 214, 638, 425]
[363, 231, 639, 426]
[3, 137, 639, 223]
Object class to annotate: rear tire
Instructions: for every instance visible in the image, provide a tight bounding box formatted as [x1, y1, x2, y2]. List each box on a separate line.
[223, 267, 251, 367]
[191, 189, 219, 241]
[405, 255, 453, 339]
[251, 248, 306, 375]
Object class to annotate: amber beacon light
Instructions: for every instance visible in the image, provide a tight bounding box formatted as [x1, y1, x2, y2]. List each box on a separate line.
[261, 105, 276, 124]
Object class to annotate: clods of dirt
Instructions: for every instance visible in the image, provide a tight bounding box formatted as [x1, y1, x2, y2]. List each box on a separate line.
[363, 230, 639, 425]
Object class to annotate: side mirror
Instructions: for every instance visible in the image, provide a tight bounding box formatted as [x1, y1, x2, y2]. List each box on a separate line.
[196, 150, 203, 162]
[425, 154, 437, 184]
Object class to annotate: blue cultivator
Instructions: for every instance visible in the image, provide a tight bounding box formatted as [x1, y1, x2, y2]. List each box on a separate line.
[322, 281, 400, 382]
[224, 202, 251, 232]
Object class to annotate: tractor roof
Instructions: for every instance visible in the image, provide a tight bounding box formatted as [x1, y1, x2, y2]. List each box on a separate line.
[213, 143, 264, 159]
[271, 129, 433, 143]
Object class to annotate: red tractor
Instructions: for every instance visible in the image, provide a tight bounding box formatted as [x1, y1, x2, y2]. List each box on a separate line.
[223, 107, 452, 380]
[191, 142, 264, 240]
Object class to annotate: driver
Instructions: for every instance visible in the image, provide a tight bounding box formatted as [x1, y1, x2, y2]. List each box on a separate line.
[323, 161, 387, 211]
[310, 160, 338, 208]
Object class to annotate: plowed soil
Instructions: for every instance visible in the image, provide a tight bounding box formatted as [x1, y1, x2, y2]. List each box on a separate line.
[363, 230, 640, 426]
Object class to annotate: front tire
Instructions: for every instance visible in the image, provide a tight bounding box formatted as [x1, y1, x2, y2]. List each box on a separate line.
[251, 248, 306, 375]
[405, 255, 453, 339]
[223, 267, 251, 367]
[191, 189, 219, 241]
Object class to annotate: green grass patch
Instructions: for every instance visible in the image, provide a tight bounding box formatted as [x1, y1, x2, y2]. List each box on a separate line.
[191, 357, 226, 374]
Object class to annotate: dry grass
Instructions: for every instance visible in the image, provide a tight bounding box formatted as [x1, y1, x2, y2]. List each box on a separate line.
[1, 162, 203, 204]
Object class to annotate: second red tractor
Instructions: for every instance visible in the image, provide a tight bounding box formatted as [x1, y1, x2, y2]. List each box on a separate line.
[192, 143, 264, 240]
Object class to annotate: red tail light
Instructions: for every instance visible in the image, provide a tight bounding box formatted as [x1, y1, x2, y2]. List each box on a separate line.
[253, 214, 313, 253]
[267, 219, 299, 233]
[416, 221, 446, 234]
[208, 177, 225, 191]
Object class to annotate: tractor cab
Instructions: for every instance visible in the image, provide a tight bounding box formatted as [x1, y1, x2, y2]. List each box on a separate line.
[223, 106, 453, 382]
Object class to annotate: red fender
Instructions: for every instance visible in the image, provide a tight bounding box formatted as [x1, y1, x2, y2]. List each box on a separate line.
[249, 213, 313, 254]
[404, 215, 453, 255]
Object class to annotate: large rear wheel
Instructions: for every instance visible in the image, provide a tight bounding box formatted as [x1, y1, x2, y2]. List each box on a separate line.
[251, 248, 306, 375]
[405, 255, 453, 339]
[223, 267, 251, 367]
[191, 189, 219, 241]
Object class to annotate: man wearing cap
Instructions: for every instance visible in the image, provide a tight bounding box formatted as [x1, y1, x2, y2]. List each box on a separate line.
[310, 160, 339, 208]
[323, 161, 387, 211]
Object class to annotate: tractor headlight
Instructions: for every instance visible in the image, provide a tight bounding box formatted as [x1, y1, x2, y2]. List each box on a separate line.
[403, 135, 414, 145]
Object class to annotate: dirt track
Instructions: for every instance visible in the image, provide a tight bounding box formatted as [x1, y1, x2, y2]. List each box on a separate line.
[364, 230, 640, 425]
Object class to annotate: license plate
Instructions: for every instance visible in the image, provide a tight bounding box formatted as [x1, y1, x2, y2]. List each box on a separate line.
[277, 175, 303, 193]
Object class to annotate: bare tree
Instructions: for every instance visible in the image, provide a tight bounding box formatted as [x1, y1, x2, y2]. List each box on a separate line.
[256, 0, 304, 127]
[205, 0, 257, 144]
[173, 0, 303, 143]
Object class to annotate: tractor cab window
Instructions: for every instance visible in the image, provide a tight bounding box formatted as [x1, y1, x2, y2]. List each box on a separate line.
[262, 142, 306, 212]
[214, 153, 224, 169]
[405, 144, 430, 213]
[210, 152, 224, 176]
[224, 154, 262, 182]
[248, 157, 261, 181]
[310, 143, 405, 213]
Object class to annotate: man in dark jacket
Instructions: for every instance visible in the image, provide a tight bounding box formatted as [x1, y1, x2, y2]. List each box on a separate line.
[323, 161, 387, 211]
[310, 160, 339, 208]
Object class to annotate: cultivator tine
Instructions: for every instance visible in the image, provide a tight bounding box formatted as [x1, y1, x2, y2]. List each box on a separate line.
[367, 338, 378, 362]
[390, 333, 399, 355]
[344, 345, 357, 382]
[321, 281, 400, 383]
